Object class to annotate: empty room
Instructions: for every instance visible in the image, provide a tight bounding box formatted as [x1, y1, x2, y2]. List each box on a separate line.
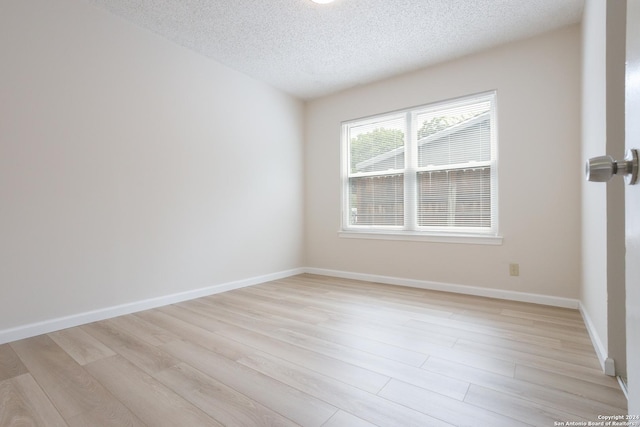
[1, 0, 639, 425]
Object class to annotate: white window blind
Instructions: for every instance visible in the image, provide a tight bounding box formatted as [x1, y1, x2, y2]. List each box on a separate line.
[342, 92, 498, 238]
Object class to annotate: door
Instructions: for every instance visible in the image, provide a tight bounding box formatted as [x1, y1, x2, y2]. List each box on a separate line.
[626, 0, 640, 414]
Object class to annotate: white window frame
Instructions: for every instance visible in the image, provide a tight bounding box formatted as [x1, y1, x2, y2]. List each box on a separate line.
[339, 91, 502, 245]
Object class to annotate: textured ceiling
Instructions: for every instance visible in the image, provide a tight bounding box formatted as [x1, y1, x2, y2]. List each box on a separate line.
[89, 0, 584, 100]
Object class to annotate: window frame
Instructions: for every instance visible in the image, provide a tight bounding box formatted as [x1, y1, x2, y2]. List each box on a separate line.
[340, 91, 502, 245]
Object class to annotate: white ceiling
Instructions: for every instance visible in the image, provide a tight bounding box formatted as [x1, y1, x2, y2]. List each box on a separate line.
[89, 0, 584, 100]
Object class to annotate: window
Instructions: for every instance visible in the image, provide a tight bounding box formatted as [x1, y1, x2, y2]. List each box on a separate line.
[341, 91, 499, 243]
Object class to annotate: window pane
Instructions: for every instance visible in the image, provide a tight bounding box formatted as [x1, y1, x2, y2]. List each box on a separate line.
[349, 117, 405, 173]
[417, 168, 491, 228]
[349, 174, 404, 226]
[416, 101, 491, 167]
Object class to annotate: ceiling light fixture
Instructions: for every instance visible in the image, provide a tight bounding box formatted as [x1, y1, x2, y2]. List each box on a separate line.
[310, 0, 335, 4]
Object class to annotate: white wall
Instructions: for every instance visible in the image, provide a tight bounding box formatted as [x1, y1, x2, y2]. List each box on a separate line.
[580, 0, 627, 375]
[0, 0, 304, 334]
[305, 26, 582, 300]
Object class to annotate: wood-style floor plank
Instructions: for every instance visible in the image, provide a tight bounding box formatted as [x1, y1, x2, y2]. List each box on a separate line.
[0, 344, 28, 382]
[206, 290, 433, 366]
[321, 410, 378, 427]
[214, 325, 391, 394]
[106, 314, 182, 347]
[273, 319, 429, 367]
[49, 327, 116, 366]
[378, 378, 530, 427]
[319, 315, 458, 351]
[423, 356, 627, 419]
[238, 350, 455, 427]
[160, 339, 338, 427]
[82, 320, 180, 375]
[135, 309, 248, 361]
[514, 365, 627, 407]
[263, 326, 470, 400]
[404, 316, 564, 349]
[221, 290, 332, 324]
[464, 384, 591, 426]
[515, 354, 621, 389]
[154, 362, 300, 427]
[85, 355, 219, 427]
[454, 337, 602, 371]
[3, 274, 628, 426]
[10, 335, 142, 425]
[0, 374, 67, 427]
[499, 308, 587, 327]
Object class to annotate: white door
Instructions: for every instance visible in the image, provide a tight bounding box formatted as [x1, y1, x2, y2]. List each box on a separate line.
[626, 0, 640, 414]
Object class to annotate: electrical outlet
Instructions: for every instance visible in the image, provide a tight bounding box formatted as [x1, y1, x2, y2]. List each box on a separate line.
[509, 263, 520, 277]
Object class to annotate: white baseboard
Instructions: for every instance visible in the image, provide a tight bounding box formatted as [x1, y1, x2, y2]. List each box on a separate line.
[617, 376, 629, 400]
[304, 267, 580, 309]
[578, 301, 612, 375]
[0, 268, 304, 345]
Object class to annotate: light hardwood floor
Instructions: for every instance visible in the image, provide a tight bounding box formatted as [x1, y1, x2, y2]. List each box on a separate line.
[0, 274, 628, 426]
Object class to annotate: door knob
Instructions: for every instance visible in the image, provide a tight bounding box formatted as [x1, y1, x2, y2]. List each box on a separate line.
[586, 149, 639, 185]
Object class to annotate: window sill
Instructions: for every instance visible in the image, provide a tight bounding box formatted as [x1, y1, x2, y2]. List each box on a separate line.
[338, 230, 503, 245]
